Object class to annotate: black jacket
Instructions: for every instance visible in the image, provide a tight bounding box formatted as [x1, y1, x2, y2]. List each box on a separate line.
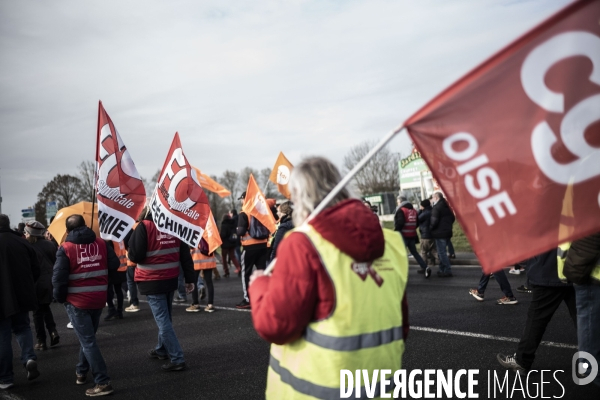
[127, 213, 195, 295]
[32, 238, 58, 305]
[564, 232, 600, 286]
[418, 207, 433, 239]
[52, 226, 120, 304]
[269, 215, 294, 262]
[430, 199, 455, 239]
[0, 228, 40, 319]
[219, 218, 239, 249]
[526, 249, 570, 287]
[393, 201, 415, 233]
[236, 212, 267, 249]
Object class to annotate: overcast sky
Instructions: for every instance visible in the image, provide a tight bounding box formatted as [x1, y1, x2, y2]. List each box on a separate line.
[0, 0, 571, 224]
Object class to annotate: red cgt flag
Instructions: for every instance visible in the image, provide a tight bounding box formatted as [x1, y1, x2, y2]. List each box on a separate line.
[150, 132, 211, 248]
[404, 0, 600, 273]
[95, 101, 146, 241]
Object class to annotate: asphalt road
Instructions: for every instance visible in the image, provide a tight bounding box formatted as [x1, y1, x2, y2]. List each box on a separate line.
[4, 265, 599, 400]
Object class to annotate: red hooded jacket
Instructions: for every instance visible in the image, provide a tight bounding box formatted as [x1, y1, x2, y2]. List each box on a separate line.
[249, 198, 409, 345]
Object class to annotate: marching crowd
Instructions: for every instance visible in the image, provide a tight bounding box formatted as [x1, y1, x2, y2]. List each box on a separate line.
[1, 156, 599, 398]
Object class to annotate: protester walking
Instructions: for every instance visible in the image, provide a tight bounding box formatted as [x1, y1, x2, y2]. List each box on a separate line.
[52, 214, 119, 396]
[469, 268, 518, 304]
[0, 214, 41, 389]
[219, 214, 241, 277]
[104, 241, 128, 321]
[127, 208, 195, 372]
[248, 157, 409, 399]
[395, 195, 430, 277]
[268, 201, 294, 262]
[563, 232, 600, 387]
[430, 192, 455, 277]
[497, 248, 576, 373]
[236, 192, 270, 309]
[187, 241, 216, 313]
[24, 221, 60, 350]
[417, 199, 438, 270]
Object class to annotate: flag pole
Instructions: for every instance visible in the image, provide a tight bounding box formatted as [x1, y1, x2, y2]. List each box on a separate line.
[90, 101, 101, 231]
[264, 124, 406, 275]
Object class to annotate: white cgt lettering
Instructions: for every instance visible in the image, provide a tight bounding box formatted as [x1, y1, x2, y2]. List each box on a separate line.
[443, 132, 517, 226]
[521, 31, 600, 184]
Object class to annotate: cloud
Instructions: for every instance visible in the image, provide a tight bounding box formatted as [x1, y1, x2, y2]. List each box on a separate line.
[0, 0, 571, 223]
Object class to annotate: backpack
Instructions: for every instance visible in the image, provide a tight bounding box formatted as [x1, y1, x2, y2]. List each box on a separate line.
[249, 216, 270, 240]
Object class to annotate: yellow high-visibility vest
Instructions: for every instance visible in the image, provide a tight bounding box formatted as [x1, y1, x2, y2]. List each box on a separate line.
[558, 242, 600, 284]
[266, 226, 408, 400]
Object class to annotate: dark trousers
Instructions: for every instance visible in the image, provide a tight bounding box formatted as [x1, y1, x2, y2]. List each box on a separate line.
[477, 269, 514, 297]
[32, 303, 57, 342]
[192, 269, 214, 304]
[107, 283, 124, 313]
[241, 246, 268, 302]
[516, 285, 577, 369]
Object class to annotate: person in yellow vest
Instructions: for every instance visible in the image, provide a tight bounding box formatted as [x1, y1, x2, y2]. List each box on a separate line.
[248, 157, 409, 399]
[187, 239, 217, 313]
[563, 232, 600, 387]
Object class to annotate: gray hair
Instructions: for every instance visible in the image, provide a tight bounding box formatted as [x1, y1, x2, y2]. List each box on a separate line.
[288, 157, 352, 226]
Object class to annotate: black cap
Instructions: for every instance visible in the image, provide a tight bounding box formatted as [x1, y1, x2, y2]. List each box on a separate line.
[238, 191, 246, 200]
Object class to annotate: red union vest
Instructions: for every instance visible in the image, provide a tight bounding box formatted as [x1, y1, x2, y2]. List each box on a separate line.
[62, 239, 109, 309]
[112, 241, 128, 272]
[134, 220, 180, 282]
[190, 248, 217, 271]
[401, 207, 418, 238]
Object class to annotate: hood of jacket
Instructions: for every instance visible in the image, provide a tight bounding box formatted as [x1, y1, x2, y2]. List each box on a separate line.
[65, 226, 97, 245]
[399, 201, 413, 210]
[309, 198, 384, 262]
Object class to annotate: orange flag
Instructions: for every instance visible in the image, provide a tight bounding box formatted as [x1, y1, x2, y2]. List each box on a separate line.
[268, 152, 293, 199]
[242, 174, 277, 233]
[192, 166, 231, 198]
[202, 211, 222, 254]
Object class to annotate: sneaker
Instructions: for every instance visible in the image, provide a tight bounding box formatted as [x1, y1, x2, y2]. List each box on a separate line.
[516, 285, 532, 294]
[186, 304, 201, 313]
[235, 300, 251, 309]
[67, 322, 73, 329]
[497, 296, 518, 305]
[425, 267, 431, 278]
[509, 269, 522, 275]
[173, 297, 186, 303]
[204, 304, 215, 313]
[50, 330, 60, 347]
[103, 310, 122, 321]
[76, 373, 87, 385]
[85, 383, 114, 396]
[469, 289, 485, 301]
[0, 382, 14, 390]
[497, 353, 525, 373]
[25, 359, 40, 381]
[162, 362, 186, 372]
[449, 254, 456, 259]
[125, 304, 140, 312]
[148, 349, 168, 360]
[34, 341, 47, 351]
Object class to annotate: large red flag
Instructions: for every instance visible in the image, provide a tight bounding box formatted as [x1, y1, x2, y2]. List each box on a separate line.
[150, 133, 211, 247]
[404, 0, 600, 273]
[95, 101, 146, 241]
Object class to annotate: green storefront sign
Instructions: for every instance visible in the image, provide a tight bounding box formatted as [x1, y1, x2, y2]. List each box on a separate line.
[399, 151, 431, 189]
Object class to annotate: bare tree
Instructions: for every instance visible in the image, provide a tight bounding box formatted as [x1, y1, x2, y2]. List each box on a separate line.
[78, 160, 96, 202]
[219, 170, 240, 209]
[35, 174, 84, 224]
[142, 169, 161, 197]
[258, 167, 280, 199]
[239, 167, 259, 193]
[343, 140, 401, 195]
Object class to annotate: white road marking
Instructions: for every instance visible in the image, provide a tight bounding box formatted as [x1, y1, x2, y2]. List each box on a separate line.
[139, 301, 578, 349]
[410, 326, 577, 349]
